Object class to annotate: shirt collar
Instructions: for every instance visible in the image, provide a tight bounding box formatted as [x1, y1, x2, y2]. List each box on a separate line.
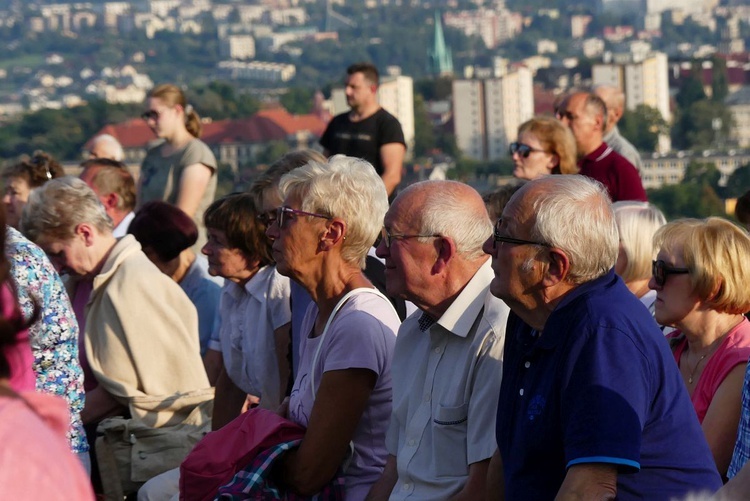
[536, 268, 619, 350]
[579, 142, 610, 165]
[431, 259, 494, 338]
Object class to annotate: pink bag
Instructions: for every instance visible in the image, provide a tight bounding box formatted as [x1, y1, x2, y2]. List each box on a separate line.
[179, 408, 305, 501]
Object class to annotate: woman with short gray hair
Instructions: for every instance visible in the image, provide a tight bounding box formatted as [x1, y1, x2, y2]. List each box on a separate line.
[21, 177, 211, 494]
[265, 155, 399, 498]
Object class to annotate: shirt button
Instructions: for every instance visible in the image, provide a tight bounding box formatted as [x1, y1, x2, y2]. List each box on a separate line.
[519, 389, 524, 396]
[408, 439, 416, 446]
[524, 361, 531, 368]
[424, 394, 431, 402]
[403, 483, 411, 490]
[434, 347, 442, 354]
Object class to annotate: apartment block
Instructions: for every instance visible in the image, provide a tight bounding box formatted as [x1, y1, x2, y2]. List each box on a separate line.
[453, 67, 534, 161]
[593, 52, 671, 152]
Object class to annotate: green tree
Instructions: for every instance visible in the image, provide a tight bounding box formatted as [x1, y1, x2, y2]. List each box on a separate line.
[648, 161, 725, 219]
[255, 141, 290, 166]
[711, 56, 729, 102]
[280, 87, 315, 115]
[726, 164, 750, 199]
[412, 93, 435, 158]
[619, 105, 669, 152]
[675, 61, 707, 109]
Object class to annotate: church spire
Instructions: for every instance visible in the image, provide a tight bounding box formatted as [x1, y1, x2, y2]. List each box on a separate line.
[429, 10, 453, 77]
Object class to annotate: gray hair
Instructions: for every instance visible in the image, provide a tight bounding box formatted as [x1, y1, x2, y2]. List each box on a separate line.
[278, 154, 388, 268]
[90, 134, 125, 162]
[405, 180, 492, 260]
[582, 92, 608, 124]
[526, 176, 618, 284]
[21, 176, 113, 242]
[613, 201, 666, 283]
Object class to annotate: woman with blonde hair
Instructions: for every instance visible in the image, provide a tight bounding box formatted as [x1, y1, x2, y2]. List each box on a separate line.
[612, 201, 666, 314]
[138, 84, 218, 250]
[649, 217, 750, 479]
[510, 116, 577, 180]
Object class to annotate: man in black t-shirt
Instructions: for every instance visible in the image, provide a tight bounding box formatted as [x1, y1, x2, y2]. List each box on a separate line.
[320, 62, 406, 197]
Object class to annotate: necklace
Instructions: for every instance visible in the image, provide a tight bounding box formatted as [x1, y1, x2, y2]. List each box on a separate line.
[687, 353, 709, 384]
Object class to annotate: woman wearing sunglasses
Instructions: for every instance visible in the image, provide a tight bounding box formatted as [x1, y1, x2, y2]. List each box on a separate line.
[649, 217, 750, 480]
[138, 84, 218, 252]
[265, 155, 399, 498]
[510, 116, 577, 181]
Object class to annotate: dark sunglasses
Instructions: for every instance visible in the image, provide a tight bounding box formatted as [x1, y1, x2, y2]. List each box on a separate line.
[141, 110, 160, 121]
[493, 218, 551, 249]
[652, 260, 690, 287]
[509, 142, 546, 158]
[257, 206, 331, 229]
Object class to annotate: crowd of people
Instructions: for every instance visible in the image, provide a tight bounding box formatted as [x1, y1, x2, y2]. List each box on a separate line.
[1, 71, 750, 501]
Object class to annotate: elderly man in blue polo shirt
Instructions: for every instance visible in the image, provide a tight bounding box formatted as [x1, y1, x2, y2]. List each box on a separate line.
[483, 175, 721, 500]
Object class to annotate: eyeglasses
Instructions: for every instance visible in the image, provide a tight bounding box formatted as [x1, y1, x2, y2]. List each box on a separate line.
[509, 142, 547, 158]
[493, 218, 551, 249]
[141, 110, 160, 121]
[259, 206, 331, 229]
[652, 259, 690, 287]
[380, 227, 440, 248]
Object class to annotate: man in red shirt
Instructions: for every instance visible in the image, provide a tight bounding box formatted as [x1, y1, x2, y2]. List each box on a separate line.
[558, 91, 647, 202]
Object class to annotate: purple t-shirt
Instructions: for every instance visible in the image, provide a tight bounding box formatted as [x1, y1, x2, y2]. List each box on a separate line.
[289, 291, 399, 500]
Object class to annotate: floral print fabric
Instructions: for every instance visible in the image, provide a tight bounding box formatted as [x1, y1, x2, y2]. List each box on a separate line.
[4, 226, 88, 454]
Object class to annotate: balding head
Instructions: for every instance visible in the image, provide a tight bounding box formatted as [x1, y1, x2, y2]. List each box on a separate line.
[88, 134, 125, 162]
[558, 91, 607, 157]
[378, 180, 492, 315]
[510, 175, 618, 284]
[593, 85, 625, 133]
[394, 180, 492, 261]
[79, 159, 136, 227]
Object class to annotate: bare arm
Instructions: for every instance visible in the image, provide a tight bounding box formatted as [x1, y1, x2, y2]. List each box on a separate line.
[80, 386, 126, 424]
[555, 464, 617, 501]
[175, 163, 213, 218]
[211, 364, 247, 431]
[273, 322, 292, 400]
[448, 459, 490, 501]
[365, 455, 398, 501]
[279, 368, 377, 496]
[701, 363, 747, 478]
[379, 143, 405, 196]
[718, 458, 750, 500]
[486, 449, 505, 501]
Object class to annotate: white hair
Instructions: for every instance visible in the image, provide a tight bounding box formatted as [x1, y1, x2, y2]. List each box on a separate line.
[612, 201, 666, 283]
[278, 155, 388, 268]
[90, 134, 125, 162]
[527, 176, 619, 284]
[404, 180, 492, 260]
[21, 176, 113, 242]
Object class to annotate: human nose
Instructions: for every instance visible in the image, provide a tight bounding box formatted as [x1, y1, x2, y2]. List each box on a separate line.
[2, 193, 10, 204]
[201, 242, 211, 256]
[482, 235, 496, 256]
[375, 235, 389, 259]
[266, 219, 279, 240]
[647, 274, 659, 291]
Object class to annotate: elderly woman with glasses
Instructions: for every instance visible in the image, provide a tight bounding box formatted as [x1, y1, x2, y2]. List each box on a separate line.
[138, 84, 218, 251]
[265, 155, 400, 498]
[510, 116, 577, 181]
[648, 217, 750, 479]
